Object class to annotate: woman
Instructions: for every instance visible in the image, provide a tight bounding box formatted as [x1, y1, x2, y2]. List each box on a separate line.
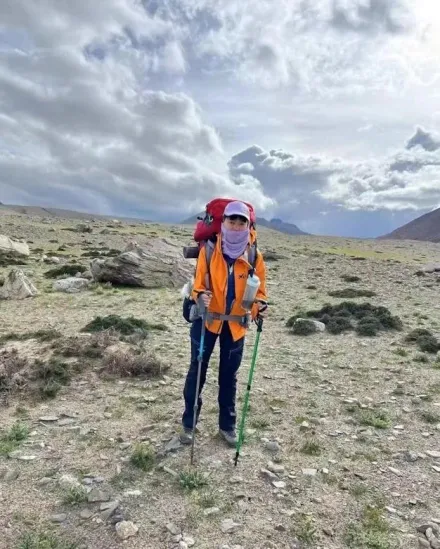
[180, 200, 268, 447]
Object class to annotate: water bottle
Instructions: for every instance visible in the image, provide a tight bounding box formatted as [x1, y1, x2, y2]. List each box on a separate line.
[241, 273, 260, 311]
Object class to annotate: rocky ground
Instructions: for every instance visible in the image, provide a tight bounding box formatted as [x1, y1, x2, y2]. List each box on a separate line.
[1, 208, 440, 549]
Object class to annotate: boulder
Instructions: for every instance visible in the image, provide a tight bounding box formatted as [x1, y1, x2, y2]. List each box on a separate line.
[0, 269, 38, 299]
[0, 235, 29, 257]
[53, 277, 90, 293]
[90, 239, 193, 289]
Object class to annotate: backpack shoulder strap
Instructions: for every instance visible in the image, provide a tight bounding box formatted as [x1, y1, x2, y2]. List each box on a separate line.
[204, 239, 216, 291]
[248, 239, 258, 275]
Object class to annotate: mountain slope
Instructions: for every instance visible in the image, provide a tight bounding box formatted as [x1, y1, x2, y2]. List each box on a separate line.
[378, 208, 440, 242]
[0, 203, 151, 223]
[180, 213, 309, 236]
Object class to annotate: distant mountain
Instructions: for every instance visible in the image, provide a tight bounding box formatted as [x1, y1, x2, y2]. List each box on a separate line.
[256, 217, 308, 235]
[180, 213, 308, 236]
[378, 208, 440, 242]
[0, 203, 150, 223]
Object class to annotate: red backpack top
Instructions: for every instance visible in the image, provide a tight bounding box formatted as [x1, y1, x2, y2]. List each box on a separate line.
[183, 197, 257, 260]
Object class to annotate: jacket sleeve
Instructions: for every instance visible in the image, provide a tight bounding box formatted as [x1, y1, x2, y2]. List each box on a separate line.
[191, 245, 208, 301]
[255, 250, 268, 303]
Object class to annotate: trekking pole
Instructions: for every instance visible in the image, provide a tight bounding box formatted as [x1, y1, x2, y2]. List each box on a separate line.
[190, 307, 208, 466]
[234, 315, 264, 467]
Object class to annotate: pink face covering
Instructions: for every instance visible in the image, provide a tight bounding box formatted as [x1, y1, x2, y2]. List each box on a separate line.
[221, 225, 250, 258]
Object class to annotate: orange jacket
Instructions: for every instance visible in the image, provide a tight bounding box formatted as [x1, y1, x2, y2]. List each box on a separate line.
[191, 234, 268, 341]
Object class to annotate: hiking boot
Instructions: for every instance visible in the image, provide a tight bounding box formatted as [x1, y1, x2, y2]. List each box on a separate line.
[219, 429, 237, 447]
[179, 426, 200, 445]
[179, 427, 193, 445]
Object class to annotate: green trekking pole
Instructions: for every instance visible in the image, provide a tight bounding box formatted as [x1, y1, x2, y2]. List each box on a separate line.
[234, 315, 263, 467]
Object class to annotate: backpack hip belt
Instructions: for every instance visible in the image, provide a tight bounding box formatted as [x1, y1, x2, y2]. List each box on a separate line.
[206, 311, 250, 328]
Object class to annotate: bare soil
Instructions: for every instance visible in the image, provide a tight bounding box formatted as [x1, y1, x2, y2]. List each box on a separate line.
[1, 209, 440, 549]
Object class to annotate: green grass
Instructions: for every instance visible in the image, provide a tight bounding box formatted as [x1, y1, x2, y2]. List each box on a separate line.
[81, 314, 167, 338]
[17, 530, 79, 549]
[349, 483, 369, 498]
[392, 348, 408, 357]
[0, 329, 61, 345]
[341, 275, 362, 283]
[250, 417, 270, 429]
[44, 264, 87, 279]
[419, 410, 440, 424]
[321, 246, 406, 262]
[344, 505, 392, 549]
[358, 410, 391, 429]
[62, 485, 88, 506]
[34, 358, 73, 399]
[130, 443, 155, 471]
[286, 302, 402, 337]
[405, 329, 440, 353]
[0, 421, 29, 455]
[179, 469, 209, 491]
[300, 440, 321, 456]
[293, 513, 317, 544]
[328, 288, 376, 298]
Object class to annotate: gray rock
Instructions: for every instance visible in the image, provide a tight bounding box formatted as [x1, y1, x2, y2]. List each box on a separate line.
[59, 474, 81, 489]
[87, 488, 110, 503]
[79, 509, 94, 519]
[166, 523, 181, 535]
[267, 461, 285, 474]
[3, 469, 19, 481]
[0, 268, 38, 299]
[204, 507, 220, 516]
[100, 500, 120, 521]
[294, 318, 325, 332]
[388, 467, 402, 477]
[53, 277, 90, 293]
[58, 418, 76, 426]
[123, 490, 142, 497]
[0, 235, 29, 256]
[115, 520, 138, 539]
[50, 514, 67, 523]
[90, 239, 193, 289]
[8, 451, 36, 460]
[302, 468, 317, 476]
[405, 451, 419, 462]
[261, 468, 278, 481]
[426, 451, 440, 459]
[221, 519, 241, 534]
[164, 436, 183, 454]
[39, 416, 59, 422]
[119, 442, 131, 450]
[264, 441, 280, 453]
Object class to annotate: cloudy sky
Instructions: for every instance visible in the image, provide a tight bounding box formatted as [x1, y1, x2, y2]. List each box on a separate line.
[1, 1, 439, 237]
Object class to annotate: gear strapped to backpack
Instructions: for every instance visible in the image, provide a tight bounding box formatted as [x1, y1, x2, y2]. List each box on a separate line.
[182, 197, 258, 324]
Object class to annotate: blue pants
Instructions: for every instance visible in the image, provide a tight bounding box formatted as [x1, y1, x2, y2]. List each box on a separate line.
[182, 319, 245, 432]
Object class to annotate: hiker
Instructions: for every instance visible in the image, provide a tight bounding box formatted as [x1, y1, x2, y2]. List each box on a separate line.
[180, 200, 268, 447]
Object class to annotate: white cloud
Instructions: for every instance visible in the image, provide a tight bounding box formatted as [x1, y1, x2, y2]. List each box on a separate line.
[0, 0, 274, 219]
[230, 127, 440, 218]
[0, 0, 439, 234]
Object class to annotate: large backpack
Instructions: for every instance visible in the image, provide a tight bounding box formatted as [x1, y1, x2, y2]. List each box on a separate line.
[182, 197, 258, 323]
[183, 197, 257, 260]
